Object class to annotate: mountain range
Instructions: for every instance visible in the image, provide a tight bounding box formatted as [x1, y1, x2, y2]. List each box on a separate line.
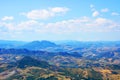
[0, 40, 120, 79]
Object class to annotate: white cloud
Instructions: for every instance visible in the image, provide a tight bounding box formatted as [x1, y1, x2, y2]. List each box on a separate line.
[1, 16, 14, 21]
[0, 22, 15, 31]
[0, 16, 120, 35]
[51, 7, 68, 13]
[101, 8, 109, 12]
[17, 20, 39, 31]
[111, 12, 120, 16]
[21, 7, 69, 20]
[90, 4, 95, 11]
[90, 5, 109, 17]
[92, 11, 99, 17]
[41, 17, 119, 33]
[95, 18, 110, 24]
[90, 4, 94, 8]
[90, 4, 100, 17]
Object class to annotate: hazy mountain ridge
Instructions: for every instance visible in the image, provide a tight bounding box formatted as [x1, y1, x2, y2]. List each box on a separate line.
[19, 40, 57, 50]
[0, 40, 27, 49]
[1, 40, 120, 49]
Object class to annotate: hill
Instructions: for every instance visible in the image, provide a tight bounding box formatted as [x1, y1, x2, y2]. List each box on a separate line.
[17, 56, 51, 69]
[19, 40, 57, 50]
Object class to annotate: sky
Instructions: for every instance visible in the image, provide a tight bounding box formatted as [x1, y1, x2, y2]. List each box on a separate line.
[0, 0, 120, 41]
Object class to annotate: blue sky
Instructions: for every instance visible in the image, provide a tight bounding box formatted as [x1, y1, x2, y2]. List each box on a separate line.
[0, 0, 120, 41]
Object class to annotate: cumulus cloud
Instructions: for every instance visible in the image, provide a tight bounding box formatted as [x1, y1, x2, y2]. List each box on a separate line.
[90, 4, 100, 17]
[0, 22, 15, 31]
[33, 17, 119, 33]
[95, 18, 111, 24]
[90, 5, 109, 17]
[0, 16, 120, 35]
[17, 20, 39, 30]
[101, 8, 109, 12]
[111, 12, 120, 16]
[92, 11, 99, 17]
[21, 7, 69, 20]
[1, 16, 14, 21]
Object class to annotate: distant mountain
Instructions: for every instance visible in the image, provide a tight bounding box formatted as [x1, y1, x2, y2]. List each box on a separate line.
[55, 40, 120, 48]
[54, 40, 81, 46]
[19, 40, 57, 50]
[0, 40, 27, 49]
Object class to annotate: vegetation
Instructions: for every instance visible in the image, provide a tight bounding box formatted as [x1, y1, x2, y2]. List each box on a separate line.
[0, 41, 120, 79]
